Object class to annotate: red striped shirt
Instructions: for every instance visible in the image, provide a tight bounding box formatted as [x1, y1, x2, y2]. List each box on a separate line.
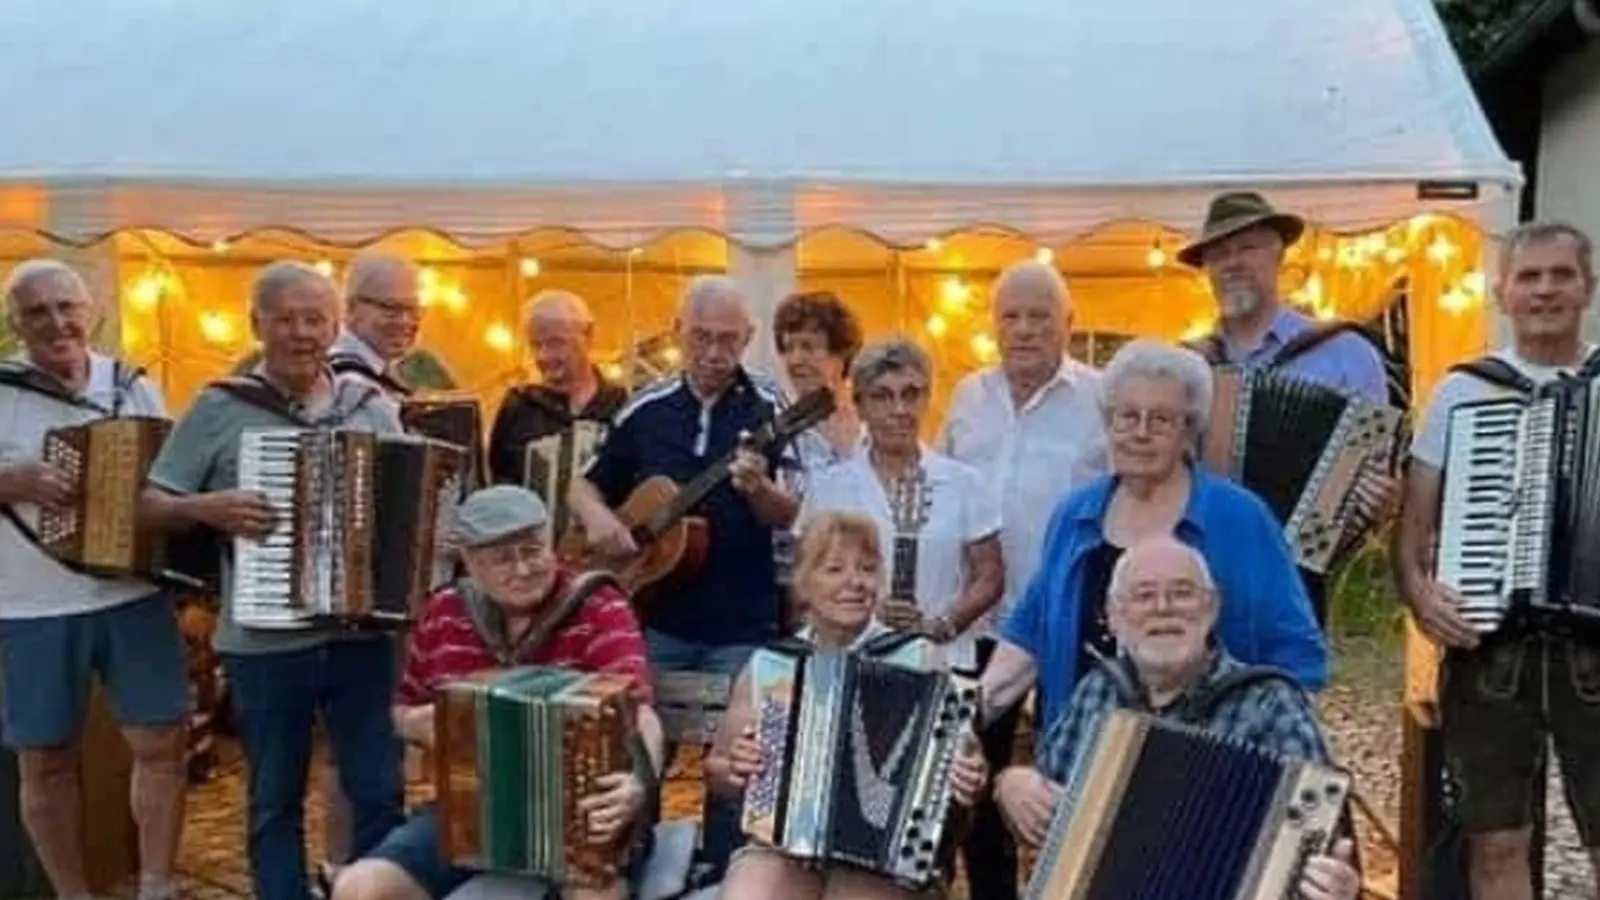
[399, 571, 653, 706]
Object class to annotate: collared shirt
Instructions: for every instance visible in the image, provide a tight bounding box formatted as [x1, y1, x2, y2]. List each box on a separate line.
[146, 369, 404, 655]
[796, 448, 1001, 672]
[1412, 344, 1600, 470]
[941, 357, 1107, 622]
[583, 369, 795, 645]
[1210, 307, 1389, 403]
[398, 569, 653, 707]
[1000, 465, 1327, 731]
[0, 353, 167, 619]
[1036, 649, 1332, 783]
[328, 330, 409, 393]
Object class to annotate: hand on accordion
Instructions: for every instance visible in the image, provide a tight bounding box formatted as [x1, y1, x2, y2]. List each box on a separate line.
[948, 731, 988, 808]
[725, 723, 764, 791]
[1412, 581, 1481, 650]
[1351, 466, 1401, 525]
[877, 598, 924, 633]
[577, 771, 646, 847]
[993, 765, 1063, 850]
[0, 459, 74, 508]
[196, 489, 278, 539]
[1299, 837, 1360, 900]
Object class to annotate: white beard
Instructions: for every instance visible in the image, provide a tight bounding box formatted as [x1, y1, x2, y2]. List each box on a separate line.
[1218, 284, 1263, 319]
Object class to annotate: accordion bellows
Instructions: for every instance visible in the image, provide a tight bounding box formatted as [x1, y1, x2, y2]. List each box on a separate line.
[1024, 710, 1350, 900]
[435, 667, 638, 886]
[741, 645, 979, 889]
[37, 416, 177, 580]
[1205, 366, 1405, 573]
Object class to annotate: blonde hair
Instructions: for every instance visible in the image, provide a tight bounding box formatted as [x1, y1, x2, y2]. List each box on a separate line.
[792, 511, 883, 599]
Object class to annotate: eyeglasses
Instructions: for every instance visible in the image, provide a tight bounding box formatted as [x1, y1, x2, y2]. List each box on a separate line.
[1108, 406, 1184, 436]
[685, 328, 745, 353]
[1118, 581, 1210, 610]
[355, 295, 423, 321]
[861, 384, 927, 409]
[475, 539, 549, 570]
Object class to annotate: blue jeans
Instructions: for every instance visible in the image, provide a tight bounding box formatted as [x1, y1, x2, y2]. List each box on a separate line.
[644, 628, 756, 880]
[224, 639, 406, 900]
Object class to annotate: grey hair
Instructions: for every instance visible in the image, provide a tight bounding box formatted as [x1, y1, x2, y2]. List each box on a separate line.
[2, 259, 91, 316]
[1106, 536, 1217, 598]
[992, 260, 1071, 309]
[341, 253, 417, 304]
[1498, 220, 1595, 287]
[523, 289, 594, 334]
[1100, 339, 1214, 449]
[850, 336, 932, 398]
[678, 275, 751, 325]
[252, 261, 334, 315]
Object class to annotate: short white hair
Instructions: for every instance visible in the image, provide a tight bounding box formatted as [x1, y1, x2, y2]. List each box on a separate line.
[252, 261, 334, 315]
[2, 259, 91, 316]
[1107, 536, 1217, 597]
[678, 275, 751, 325]
[1100, 339, 1214, 442]
[342, 253, 418, 303]
[523, 289, 593, 334]
[992, 260, 1070, 310]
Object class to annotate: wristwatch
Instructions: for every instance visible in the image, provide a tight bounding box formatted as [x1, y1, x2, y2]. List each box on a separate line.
[927, 616, 957, 643]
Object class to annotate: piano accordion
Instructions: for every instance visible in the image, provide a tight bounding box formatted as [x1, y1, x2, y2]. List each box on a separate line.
[435, 667, 638, 886]
[523, 422, 608, 545]
[1024, 709, 1350, 900]
[741, 644, 979, 889]
[1204, 366, 1406, 573]
[1436, 375, 1600, 634]
[232, 428, 467, 629]
[401, 396, 484, 489]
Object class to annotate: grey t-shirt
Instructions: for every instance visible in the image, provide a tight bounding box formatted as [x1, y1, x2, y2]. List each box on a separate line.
[147, 374, 404, 655]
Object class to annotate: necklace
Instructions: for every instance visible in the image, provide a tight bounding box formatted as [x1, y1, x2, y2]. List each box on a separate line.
[849, 691, 916, 830]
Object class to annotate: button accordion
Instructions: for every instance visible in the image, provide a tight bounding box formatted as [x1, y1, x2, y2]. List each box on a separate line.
[232, 428, 467, 629]
[401, 395, 484, 489]
[741, 643, 979, 889]
[1024, 709, 1350, 900]
[1204, 366, 1406, 573]
[435, 666, 638, 886]
[1436, 375, 1600, 634]
[523, 422, 608, 546]
[36, 416, 203, 587]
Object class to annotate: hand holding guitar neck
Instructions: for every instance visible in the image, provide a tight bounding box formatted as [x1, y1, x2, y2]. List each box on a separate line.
[728, 430, 770, 496]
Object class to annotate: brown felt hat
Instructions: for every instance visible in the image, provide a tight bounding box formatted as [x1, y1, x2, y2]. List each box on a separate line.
[1177, 191, 1305, 269]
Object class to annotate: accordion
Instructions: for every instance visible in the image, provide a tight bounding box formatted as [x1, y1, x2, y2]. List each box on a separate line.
[1025, 709, 1350, 900]
[435, 667, 638, 886]
[401, 395, 484, 490]
[1204, 366, 1406, 573]
[1436, 375, 1600, 635]
[522, 422, 608, 545]
[232, 428, 467, 629]
[741, 644, 979, 889]
[36, 416, 204, 588]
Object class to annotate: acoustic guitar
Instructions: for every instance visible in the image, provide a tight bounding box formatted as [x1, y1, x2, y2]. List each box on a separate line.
[563, 388, 835, 613]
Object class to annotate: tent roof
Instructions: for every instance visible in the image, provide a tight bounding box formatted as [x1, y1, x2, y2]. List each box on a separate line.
[0, 0, 1522, 246]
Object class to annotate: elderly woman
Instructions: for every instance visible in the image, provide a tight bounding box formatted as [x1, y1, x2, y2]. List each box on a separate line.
[773, 290, 866, 468]
[794, 337, 1004, 677]
[706, 511, 988, 900]
[975, 338, 1327, 738]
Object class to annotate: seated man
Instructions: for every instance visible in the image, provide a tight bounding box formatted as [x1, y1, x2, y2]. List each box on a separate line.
[993, 536, 1360, 900]
[332, 485, 664, 900]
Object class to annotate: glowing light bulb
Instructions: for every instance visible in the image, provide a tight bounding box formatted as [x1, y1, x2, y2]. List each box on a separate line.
[210, 239, 230, 254]
[970, 333, 998, 361]
[1034, 247, 1055, 266]
[313, 260, 335, 278]
[1146, 245, 1168, 269]
[483, 323, 515, 353]
[126, 275, 164, 312]
[1463, 271, 1487, 295]
[1181, 319, 1215, 342]
[661, 346, 683, 366]
[1384, 246, 1407, 264]
[926, 315, 949, 338]
[419, 266, 440, 290]
[601, 362, 625, 382]
[1314, 305, 1336, 322]
[441, 286, 468, 314]
[198, 312, 235, 345]
[1427, 235, 1457, 264]
[938, 278, 970, 313]
[924, 238, 944, 253]
[519, 257, 541, 278]
[1439, 289, 1473, 315]
[627, 247, 645, 258]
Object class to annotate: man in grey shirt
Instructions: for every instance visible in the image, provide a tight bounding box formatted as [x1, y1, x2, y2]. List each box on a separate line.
[141, 262, 405, 900]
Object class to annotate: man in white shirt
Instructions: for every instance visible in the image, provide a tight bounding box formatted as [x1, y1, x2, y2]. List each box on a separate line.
[0, 260, 188, 900]
[328, 254, 428, 396]
[938, 260, 1106, 900]
[1395, 221, 1600, 900]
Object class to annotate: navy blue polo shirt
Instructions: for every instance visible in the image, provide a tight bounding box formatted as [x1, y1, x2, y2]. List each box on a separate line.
[584, 370, 793, 645]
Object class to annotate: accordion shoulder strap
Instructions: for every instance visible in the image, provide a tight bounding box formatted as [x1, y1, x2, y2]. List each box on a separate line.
[0, 503, 98, 578]
[1182, 334, 1229, 366]
[506, 570, 627, 662]
[858, 630, 926, 658]
[0, 360, 108, 414]
[1270, 321, 1378, 369]
[329, 351, 414, 397]
[205, 375, 315, 426]
[1580, 347, 1600, 379]
[1446, 357, 1537, 395]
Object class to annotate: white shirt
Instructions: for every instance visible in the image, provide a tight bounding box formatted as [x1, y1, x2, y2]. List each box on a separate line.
[0, 353, 168, 619]
[796, 449, 1001, 672]
[940, 356, 1107, 621]
[1413, 345, 1599, 470]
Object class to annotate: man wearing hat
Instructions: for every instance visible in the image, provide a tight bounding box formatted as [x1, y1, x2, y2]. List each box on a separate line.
[331, 485, 663, 900]
[1178, 190, 1400, 626]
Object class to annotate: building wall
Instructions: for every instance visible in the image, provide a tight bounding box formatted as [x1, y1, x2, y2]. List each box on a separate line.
[1537, 39, 1600, 342]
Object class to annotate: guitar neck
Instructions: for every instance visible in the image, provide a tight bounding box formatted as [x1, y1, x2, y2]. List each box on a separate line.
[641, 455, 736, 541]
[890, 533, 918, 601]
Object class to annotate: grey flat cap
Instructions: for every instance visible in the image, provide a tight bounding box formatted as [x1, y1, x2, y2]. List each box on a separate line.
[453, 485, 549, 548]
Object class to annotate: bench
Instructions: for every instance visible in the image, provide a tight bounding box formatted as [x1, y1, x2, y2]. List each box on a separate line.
[447, 671, 732, 900]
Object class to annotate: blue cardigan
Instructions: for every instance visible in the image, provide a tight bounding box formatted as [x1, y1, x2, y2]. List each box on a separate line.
[1001, 465, 1329, 732]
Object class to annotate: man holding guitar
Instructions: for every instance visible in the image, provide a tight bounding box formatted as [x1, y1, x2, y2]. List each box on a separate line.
[565, 275, 807, 879]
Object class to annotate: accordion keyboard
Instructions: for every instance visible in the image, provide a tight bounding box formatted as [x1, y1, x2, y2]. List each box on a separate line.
[233, 430, 307, 627]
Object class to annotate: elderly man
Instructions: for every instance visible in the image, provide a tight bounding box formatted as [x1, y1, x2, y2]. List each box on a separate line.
[0, 260, 188, 900]
[994, 536, 1360, 900]
[1395, 221, 1600, 900]
[328, 254, 437, 395]
[1178, 191, 1399, 626]
[567, 275, 798, 876]
[487, 290, 628, 545]
[333, 485, 661, 900]
[140, 261, 407, 900]
[939, 261, 1105, 899]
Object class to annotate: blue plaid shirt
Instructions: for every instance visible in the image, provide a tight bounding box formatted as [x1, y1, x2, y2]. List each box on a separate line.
[1036, 649, 1333, 784]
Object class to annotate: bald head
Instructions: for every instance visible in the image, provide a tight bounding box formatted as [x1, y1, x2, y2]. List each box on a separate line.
[525, 290, 596, 392]
[992, 261, 1070, 376]
[341, 253, 421, 361]
[524, 289, 593, 332]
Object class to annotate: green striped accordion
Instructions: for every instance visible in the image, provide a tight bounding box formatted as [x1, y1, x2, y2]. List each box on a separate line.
[434, 667, 638, 886]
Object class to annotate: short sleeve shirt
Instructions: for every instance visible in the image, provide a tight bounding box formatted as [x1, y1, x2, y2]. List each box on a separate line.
[1411, 346, 1599, 470]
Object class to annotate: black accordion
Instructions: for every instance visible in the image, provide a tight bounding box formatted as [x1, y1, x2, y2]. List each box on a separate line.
[741, 643, 979, 889]
[1204, 366, 1406, 573]
[232, 427, 468, 629]
[1436, 374, 1600, 635]
[401, 395, 484, 490]
[1025, 709, 1350, 900]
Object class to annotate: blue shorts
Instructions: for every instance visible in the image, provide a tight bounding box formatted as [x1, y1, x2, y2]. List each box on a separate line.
[0, 592, 189, 748]
[370, 803, 654, 899]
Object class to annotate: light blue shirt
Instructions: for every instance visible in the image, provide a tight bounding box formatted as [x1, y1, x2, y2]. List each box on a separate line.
[1220, 308, 1389, 403]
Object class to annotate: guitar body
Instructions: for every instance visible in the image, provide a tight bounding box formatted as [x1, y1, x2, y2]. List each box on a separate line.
[564, 476, 710, 617]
